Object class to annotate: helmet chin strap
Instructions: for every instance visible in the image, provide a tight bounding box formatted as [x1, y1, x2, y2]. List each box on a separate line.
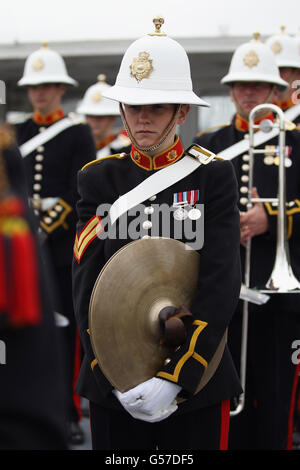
[119, 103, 181, 153]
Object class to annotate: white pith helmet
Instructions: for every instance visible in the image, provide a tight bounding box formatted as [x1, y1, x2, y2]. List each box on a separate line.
[18, 42, 77, 87]
[102, 17, 209, 107]
[265, 26, 300, 69]
[221, 31, 289, 89]
[76, 74, 120, 116]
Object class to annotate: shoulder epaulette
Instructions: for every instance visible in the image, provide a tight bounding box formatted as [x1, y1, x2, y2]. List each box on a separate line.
[81, 153, 127, 171]
[67, 112, 86, 126]
[7, 112, 32, 125]
[284, 119, 297, 131]
[186, 144, 224, 165]
[196, 123, 231, 138]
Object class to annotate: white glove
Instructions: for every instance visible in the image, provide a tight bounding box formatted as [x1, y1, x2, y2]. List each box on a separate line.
[113, 377, 181, 416]
[123, 402, 178, 423]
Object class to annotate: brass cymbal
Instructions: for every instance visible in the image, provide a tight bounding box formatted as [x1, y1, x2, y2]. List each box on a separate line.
[89, 237, 200, 392]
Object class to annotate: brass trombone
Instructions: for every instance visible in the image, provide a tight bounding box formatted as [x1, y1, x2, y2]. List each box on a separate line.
[230, 103, 300, 417]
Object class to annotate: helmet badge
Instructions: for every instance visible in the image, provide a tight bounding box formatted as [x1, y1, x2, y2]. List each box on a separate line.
[271, 41, 282, 54]
[92, 91, 102, 102]
[32, 57, 44, 71]
[130, 51, 153, 83]
[243, 50, 260, 68]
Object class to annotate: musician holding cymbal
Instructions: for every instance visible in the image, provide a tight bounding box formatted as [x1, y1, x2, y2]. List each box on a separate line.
[72, 17, 242, 450]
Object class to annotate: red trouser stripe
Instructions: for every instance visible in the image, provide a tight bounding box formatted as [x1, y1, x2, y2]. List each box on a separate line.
[286, 359, 300, 450]
[73, 329, 82, 420]
[219, 399, 230, 450]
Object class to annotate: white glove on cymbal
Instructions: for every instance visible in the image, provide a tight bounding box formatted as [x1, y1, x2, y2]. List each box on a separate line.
[124, 402, 178, 423]
[113, 377, 181, 416]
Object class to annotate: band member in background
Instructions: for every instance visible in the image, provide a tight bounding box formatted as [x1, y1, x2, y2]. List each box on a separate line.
[195, 32, 300, 450]
[266, 26, 300, 448]
[0, 124, 67, 449]
[72, 17, 242, 450]
[266, 25, 300, 126]
[76, 74, 131, 159]
[14, 42, 96, 446]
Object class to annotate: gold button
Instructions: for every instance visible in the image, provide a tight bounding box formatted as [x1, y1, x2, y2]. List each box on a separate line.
[144, 206, 154, 215]
[240, 197, 248, 206]
[142, 220, 152, 230]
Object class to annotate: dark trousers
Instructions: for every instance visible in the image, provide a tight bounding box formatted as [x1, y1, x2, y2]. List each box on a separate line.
[89, 400, 230, 450]
[228, 298, 300, 450]
[54, 264, 81, 423]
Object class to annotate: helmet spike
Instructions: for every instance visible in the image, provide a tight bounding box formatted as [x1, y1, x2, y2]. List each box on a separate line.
[97, 74, 106, 83]
[149, 16, 166, 36]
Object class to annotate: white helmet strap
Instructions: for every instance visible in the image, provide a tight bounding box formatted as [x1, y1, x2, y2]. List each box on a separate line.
[119, 103, 182, 153]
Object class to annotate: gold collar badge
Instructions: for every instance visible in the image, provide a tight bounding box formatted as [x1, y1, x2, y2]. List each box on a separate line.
[130, 51, 153, 83]
[167, 150, 177, 161]
[133, 151, 141, 162]
[243, 50, 259, 68]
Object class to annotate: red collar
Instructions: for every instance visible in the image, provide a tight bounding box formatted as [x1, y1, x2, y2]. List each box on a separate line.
[96, 134, 115, 150]
[273, 97, 295, 111]
[130, 136, 184, 171]
[235, 112, 274, 132]
[32, 108, 64, 125]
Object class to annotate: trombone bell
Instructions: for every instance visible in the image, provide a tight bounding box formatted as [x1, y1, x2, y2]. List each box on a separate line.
[261, 247, 300, 293]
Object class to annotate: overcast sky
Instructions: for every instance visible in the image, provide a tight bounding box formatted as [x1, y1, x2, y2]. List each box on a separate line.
[1, 0, 299, 44]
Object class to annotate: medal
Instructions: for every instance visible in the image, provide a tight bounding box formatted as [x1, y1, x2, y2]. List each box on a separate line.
[285, 158, 292, 168]
[264, 155, 274, 165]
[188, 208, 201, 220]
[173, 189, 200, 221]
[174, 207, 188, 221]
